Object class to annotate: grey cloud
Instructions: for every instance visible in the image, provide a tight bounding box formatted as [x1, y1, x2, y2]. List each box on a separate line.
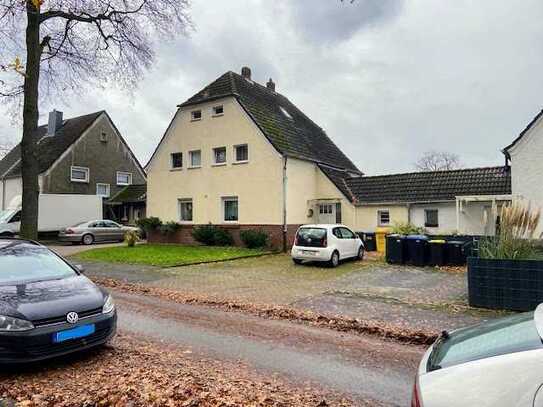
[288, 0, 404, 44]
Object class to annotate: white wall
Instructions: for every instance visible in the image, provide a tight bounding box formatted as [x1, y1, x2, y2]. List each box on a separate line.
[509, 116, 543, 236]
[0, 178, 22, 210]
[409, 202, 457, 235]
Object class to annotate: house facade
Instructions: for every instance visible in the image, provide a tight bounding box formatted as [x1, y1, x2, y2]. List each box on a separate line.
[0, 110, 146, 222]
[146, 67, 362, 248]
[147, 67, 511, 249]
[504, 109, 543, 236]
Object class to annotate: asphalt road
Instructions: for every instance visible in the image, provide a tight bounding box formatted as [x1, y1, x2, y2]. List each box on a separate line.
[113, 290, 424, 406]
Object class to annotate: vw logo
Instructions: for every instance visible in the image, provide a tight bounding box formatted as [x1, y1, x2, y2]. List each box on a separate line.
[66, 312, 79, 324]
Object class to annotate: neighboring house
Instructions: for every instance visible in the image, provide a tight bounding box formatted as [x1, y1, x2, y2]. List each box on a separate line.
[146, 67, 362, 249]
[107, 184, 147, 225]
[0, 110, 146, 223]
[321, 165, 512, 236]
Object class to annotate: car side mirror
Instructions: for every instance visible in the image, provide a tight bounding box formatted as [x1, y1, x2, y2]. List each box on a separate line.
[75, 264, 85, 273]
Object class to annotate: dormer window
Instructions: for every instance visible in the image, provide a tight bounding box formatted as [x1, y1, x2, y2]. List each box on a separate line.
[212, 105, 224, 116]
[279, 106, 292, 120]
[191, 110, 202, 121]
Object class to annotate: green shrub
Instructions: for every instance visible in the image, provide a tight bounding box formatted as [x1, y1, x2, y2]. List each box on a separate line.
[240, 229, 268, 248]
[192, 225, 218, 245]
[213, 228, 233, 246]
[136, 217, 162, 234]
[390, 221, 425, 236]
[124, 230, 140, 247]
[192, 224, 233, 246]
[159, 221, 181, 236]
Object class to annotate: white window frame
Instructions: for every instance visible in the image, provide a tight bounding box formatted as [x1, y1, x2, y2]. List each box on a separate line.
[170, 152, 183, 170]
[191, 110, 202, 121]
[96, 183, 110, 198]
[178, 198, 193, 223]
[70, 166, 89, 183]
[425, 209, 439, 228]
[233, 144, 249, 164]
[212, 105, 224, 117]
[116, 171, 133, 186]
[189, 150, 202, 168]
[213, 146, 227, 166]
[222, 196, 239, 223]
[378, 210, 390, 226]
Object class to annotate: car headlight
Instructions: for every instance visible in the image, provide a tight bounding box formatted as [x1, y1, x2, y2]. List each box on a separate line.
[102, 295, 115, 314]
[0, 315, 34, 332]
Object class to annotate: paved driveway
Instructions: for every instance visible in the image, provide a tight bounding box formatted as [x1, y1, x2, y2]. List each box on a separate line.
[46, 241, 128, 257]
[79, 253, 504, 333]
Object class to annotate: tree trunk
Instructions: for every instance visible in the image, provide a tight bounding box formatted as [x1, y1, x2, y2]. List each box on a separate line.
[20, 2, 41, 240]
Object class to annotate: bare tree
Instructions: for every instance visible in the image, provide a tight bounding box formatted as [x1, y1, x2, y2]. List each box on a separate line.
[0, 0, 191, 239]
[414, 151, 462, 172]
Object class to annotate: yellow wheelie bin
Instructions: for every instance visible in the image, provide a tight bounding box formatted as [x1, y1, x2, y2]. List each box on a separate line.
[375, 227, 392, 253]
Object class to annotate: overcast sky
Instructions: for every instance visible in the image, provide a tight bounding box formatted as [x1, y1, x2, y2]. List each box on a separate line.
[2, 0, 543, 175]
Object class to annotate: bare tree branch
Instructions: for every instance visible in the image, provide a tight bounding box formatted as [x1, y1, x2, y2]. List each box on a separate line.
[414, 151, 462, 172]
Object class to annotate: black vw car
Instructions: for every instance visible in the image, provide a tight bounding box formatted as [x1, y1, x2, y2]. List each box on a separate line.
[0, 238, 116, 363]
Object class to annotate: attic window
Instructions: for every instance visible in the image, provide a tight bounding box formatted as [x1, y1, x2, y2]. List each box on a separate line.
[212, 105, 224, 116]
[279, 106, 292, 120]
[191, 110, 202, 121]
[100, 132, 108, 143]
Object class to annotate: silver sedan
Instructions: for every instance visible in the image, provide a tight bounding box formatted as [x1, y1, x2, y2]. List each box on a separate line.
[413, 304, 543, 406]
[59, 220, 140, 245]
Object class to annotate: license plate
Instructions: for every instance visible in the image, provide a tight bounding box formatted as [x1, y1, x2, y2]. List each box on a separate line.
[302, 250, 316, 255]
[53, 324, 95, 343]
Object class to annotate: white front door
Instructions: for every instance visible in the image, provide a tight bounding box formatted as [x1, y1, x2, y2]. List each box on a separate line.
[318, 203, 335, 224]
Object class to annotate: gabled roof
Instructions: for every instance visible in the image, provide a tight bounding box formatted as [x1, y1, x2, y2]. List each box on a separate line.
[107, 184, 147, 204]
[0, 111, 146, 180]
[0, 111, 103, 178]
[503, 108, 543, 157]
[320, 166, 511, 204]
[177, 71, 361, 173]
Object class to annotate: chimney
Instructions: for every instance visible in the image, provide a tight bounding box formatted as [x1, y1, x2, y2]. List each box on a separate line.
[47, 109, 63, 136]
[241, 66, 252, 80]
[266, 78, 276, 92]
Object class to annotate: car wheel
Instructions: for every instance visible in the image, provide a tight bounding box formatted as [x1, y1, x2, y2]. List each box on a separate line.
[82, 234, 94, 245]
[357, 246, 364, 261]
[293, 258, 303, 265]
[329, 251, 340, 268]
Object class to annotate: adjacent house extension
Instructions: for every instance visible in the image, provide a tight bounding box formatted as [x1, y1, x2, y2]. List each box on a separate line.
[321, 166, 512, 236]
[146, 67, 363, 249]
[0, 110, 146, 223]
[503, 108, 543, 236]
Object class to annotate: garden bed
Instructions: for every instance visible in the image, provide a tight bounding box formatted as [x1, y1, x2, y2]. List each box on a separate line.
[468, 256, 543, 311]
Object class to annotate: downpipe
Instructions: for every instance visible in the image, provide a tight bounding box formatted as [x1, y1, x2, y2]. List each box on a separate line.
[282, 156, 288, 252]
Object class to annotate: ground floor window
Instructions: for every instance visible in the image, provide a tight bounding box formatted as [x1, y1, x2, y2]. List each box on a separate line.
[335, 203, 342, 224]
[378, 210, 390, 226]
[178, 199, 193, 222]
[223, 197, 238, 221]
[425, 209, 439, 227]
[96, 183, 110, 198]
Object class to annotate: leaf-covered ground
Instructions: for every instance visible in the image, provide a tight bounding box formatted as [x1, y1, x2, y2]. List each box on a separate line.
[0, 334, 359, 407]
[73, 244, 268, 267]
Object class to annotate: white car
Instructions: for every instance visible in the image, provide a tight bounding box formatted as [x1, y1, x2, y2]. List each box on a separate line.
[412, 304, 543, 407]
[291, 224, 364, 267]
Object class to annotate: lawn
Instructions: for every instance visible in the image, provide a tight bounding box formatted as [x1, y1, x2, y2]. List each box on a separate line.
[73, 244, 268, 267]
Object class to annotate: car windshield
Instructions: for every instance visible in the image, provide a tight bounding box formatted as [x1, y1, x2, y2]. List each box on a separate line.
[428, 312, 543, 371]
[296, 228, 327, 247]
[0, 242, 77, 285]
[0, 209, 16, 223]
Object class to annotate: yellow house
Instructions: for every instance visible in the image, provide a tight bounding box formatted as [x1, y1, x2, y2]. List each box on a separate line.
[146, 67, 512, 249]
[146, 67, 363, 249]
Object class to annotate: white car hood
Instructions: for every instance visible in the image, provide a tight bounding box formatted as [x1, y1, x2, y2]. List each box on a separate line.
[419, 348, 543, 407]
